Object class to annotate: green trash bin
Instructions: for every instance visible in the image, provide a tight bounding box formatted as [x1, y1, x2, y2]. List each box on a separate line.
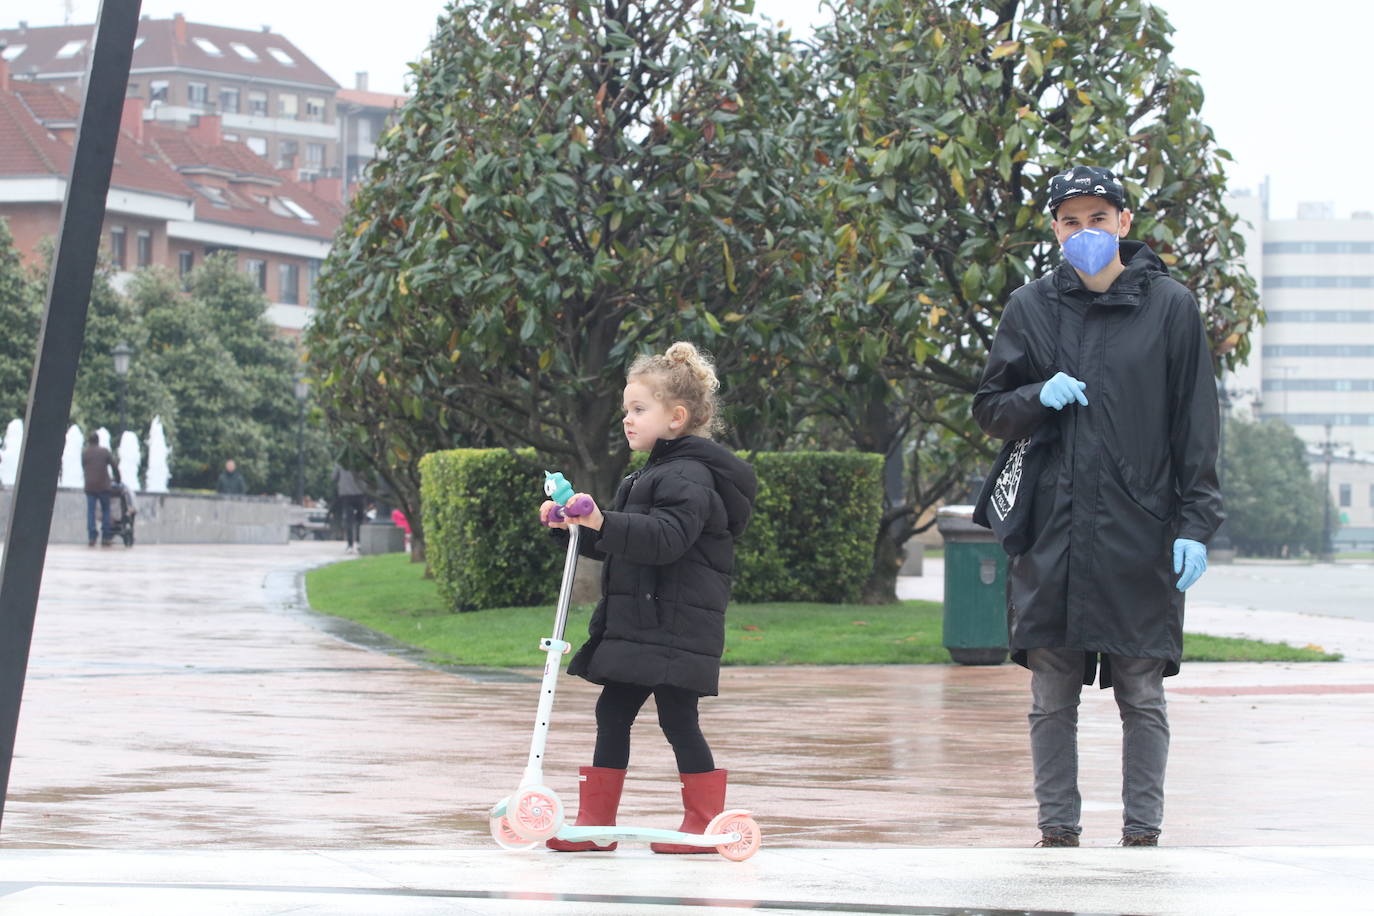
[937, 505, 1008, 666]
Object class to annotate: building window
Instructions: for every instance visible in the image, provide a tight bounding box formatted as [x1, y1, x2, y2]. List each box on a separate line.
[192, 37, 223, 57]
[248, 90, 268, 117]
[219, 86, 240, 114]
[278, 139, 298, 169]
[110, 227, 126, 270]
[245, 258, 268, 292]
[278, 93, 299, 118]
[1339, 483, 1351, 508]
[305, 96, 326, 122]
[1370, 484, 1374, 508]
[56, 40, 87, 59]
[307, 259, 321, 307]
[267, 47, 296, 67]
[178, 250, 195, 279]
[246, 136, 268, 156]
[279, 263, 300, 304]
[223, 132, 239, 142]
[136, 231, 152, 268]
[187, 82, 209, 109]
[150, 80, 170, 103]
[305, 143, 324, 169]
[230, 42, 260, 62]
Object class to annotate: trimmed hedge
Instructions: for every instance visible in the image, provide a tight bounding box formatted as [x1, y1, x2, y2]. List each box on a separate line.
[733, 452, 883, 603]
[419, 448, 559, 612]
[420, 448, 883, 611]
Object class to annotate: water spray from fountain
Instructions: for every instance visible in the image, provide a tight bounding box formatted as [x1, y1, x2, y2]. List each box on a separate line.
[0, 419, 23, 486]
[145, 416, 170, 493]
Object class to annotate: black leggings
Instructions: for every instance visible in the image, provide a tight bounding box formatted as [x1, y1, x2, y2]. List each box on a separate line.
[592, 681, 714, 774]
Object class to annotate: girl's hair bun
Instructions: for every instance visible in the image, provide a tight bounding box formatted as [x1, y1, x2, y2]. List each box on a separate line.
[628, 341, 721, 435]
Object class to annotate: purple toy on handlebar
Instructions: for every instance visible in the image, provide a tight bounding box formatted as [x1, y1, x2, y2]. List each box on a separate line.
[542, 472, 594, 526]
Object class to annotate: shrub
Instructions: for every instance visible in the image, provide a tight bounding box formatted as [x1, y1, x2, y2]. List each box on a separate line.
[421, 448, 883, 610]
[733, 452, 883, 603]
[419, 448, 559, 612]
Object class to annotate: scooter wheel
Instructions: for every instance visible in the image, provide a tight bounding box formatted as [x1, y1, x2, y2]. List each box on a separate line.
[508, 785, 564, 841]
[706, 809, 761, 862]
[490, 804, 537, 851]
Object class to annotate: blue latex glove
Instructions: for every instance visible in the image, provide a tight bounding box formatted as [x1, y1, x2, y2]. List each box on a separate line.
[1173, 538, 1207, 591]
[1039, 371, 1089, 410]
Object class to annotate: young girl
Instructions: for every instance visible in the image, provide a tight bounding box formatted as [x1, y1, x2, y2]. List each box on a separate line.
[538, 341, 757, 853]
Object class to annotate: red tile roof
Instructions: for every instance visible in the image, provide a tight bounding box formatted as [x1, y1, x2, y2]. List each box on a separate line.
[336, 88, 407, 111]
[13, 82, 80, 122]
[1, 84, 341, 242]
[0, 88, 71, 176]
[0, 18, 339, 89]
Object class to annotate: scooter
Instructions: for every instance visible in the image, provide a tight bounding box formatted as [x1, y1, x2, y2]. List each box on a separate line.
[486, 472, 762, 862]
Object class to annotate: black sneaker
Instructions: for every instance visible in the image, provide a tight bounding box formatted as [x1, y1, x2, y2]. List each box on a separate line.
[1035, 830, 1080, 848]
[1121, 833, 1159, 847]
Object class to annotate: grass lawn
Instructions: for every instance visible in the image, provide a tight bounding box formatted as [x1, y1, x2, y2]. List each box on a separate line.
[304, 554, 1342, 668]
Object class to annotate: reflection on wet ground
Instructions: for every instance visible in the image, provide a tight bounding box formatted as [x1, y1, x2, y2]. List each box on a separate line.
[5, 543, 1373, 852]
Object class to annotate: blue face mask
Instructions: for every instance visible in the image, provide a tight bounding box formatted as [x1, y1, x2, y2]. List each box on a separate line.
[1061, 227, 1120, 275]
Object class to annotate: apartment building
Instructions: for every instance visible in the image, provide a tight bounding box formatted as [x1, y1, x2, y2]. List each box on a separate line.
[1224, 188, 1374, 548]
[0, 64, 341, 335]
[1, 15, 340, 183]
[337, 73, 406, 199]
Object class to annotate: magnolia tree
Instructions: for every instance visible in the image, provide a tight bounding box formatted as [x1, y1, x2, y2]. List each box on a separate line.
[308, 0, 826, 552]
[801, 0, 1263, 598]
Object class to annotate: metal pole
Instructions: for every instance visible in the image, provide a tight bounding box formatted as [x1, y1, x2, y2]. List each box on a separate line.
[0, 0, 143, 830]
[295, 397, 305, 505]
[1321, 423, 1334, 563]
[117, 375, 128, 438]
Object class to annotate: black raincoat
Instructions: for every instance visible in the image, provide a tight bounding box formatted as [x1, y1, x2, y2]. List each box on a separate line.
[566, 435, 757, 697]
[972, 240, 1224, 685]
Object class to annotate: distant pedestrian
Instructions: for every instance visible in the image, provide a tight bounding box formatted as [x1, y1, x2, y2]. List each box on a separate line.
[333, 465, 366, 552]
[81, 432, 120, 547]
[972, 166, 1223, 848]
[538, 341, 757, 853]
[215, 459, 247, 496]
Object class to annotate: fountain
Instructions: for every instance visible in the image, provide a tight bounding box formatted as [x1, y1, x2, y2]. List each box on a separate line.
[0, 419, 21, 486]
[60, 425, 84, 488]
[145, 416, 170, 493]
[96, 427, 111, 451]
[117, 430, 141, 493]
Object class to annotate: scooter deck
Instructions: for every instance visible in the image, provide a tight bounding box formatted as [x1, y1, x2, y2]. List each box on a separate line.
[555, 826, 740, 847]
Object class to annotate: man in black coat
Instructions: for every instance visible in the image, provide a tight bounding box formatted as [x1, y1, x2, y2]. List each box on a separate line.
[973, 165, 1224, 848]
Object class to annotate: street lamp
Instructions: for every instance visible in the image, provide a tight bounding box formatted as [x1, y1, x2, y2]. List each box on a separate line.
[294, 375, 308, 505]
[112, 341, 133, 436]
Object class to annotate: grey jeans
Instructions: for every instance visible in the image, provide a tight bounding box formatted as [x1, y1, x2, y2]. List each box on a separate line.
[1028, 647, 1169, 837]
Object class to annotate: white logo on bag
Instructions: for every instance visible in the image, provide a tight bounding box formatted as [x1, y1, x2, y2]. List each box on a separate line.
[991, 437, 1029, 521]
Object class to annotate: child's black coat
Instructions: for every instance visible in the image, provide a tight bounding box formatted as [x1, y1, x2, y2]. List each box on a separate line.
[567, 435, 756, 697]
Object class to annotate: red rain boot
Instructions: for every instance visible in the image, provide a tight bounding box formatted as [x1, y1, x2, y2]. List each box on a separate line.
[545, 766, 626, 852]
[650, 769, 727, 854]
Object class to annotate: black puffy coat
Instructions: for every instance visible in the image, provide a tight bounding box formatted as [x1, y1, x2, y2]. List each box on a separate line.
[566, 435, 756, 696]
[972, 241, 1224, 684]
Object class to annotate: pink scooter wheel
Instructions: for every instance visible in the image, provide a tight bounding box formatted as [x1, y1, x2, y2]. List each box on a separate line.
[706, 809, 762, 861]
[490, 812, 537, 850]
[508, 785, 564, 841]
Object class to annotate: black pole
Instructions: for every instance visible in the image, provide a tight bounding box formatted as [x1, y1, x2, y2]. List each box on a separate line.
[117, 375, 128, 438]
[295, 397, 306, 505]
[1321, 423, 1334, 563]
[0, 0, 143, 830]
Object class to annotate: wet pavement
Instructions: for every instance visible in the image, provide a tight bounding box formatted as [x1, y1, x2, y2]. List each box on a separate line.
[0, 543, 1371, 914]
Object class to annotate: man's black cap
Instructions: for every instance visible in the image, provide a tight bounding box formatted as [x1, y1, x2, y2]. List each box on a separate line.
[1047, 165, 1126, 215]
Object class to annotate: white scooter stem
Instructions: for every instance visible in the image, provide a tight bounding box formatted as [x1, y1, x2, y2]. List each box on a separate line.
[520, 524, 580, 787]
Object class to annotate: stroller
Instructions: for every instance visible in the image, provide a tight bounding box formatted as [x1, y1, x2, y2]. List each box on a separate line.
[107, 482, 137, 548]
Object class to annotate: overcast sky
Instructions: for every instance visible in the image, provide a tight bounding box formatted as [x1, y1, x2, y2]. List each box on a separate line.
[25, 0, 1366, 220]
